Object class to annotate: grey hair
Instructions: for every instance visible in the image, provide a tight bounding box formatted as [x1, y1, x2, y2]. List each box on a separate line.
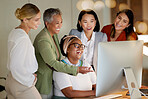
[43, 8, 62, 27]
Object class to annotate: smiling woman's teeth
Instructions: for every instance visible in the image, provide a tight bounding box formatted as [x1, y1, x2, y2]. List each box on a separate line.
[56, 29, 60, 30]
[77, 51, 81, 54]
[116, 24, 121, 27]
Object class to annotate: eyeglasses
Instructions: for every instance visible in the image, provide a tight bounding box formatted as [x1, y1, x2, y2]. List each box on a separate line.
[69, 43, 85, 50]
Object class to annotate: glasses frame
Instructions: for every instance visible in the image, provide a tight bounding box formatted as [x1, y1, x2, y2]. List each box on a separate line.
[69, 43, 85, 50]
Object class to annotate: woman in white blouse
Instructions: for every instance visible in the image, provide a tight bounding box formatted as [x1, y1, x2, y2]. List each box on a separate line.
[5, 3, 41, 99]
[69, 9, 107, 72]
[53, 35, 96, 98]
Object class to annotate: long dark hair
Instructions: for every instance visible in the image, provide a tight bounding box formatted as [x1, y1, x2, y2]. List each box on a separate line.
[77, 9, 100, 32]
[111, 9, 134, 38]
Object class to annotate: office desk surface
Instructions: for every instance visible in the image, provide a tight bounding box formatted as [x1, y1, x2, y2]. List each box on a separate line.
[73, 91, 148, 99]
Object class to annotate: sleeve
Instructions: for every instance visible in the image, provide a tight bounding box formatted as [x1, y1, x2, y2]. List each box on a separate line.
[53, 71, 72, 90]
[102, 33, 108, 42]
[82, 62, 96, 85]
[101, 26, 106, 33]
[88, 72, 96, 85]
[101, 25, 111, 41]
[38, 39, 78, 76]
[10, 38, 35, 87]
[69, 29, 74, 35]
[93, 32, 107, 72]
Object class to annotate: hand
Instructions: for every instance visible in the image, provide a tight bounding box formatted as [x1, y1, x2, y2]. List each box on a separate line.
[78, 66, 93, 74]
[33, 74, 37, 82]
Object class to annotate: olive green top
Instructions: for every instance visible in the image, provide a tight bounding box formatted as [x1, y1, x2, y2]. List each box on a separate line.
[33, 28, 78, 94]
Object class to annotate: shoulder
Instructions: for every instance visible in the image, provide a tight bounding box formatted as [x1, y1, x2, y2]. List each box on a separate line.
[33, 28, 53, 48]
[102, 24, 112, 28]
[37, 28, 48, 37]
[69, 29, 81, 36]
[10, 29, 27, 36]
[101, 24, 113, 36]
[96, 31, 107, 37]
[127, 32, 138, 40]
[35, 28, 51, 41]
[95, 32, 107, 41]
[101, 24, 112, 31]
[53, 70, 69, 81]
[70, 29, 79, 33]
[8, 29, 28, 41]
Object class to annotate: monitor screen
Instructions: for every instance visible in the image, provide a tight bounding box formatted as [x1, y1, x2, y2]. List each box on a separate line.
[96, 40, 143, 97]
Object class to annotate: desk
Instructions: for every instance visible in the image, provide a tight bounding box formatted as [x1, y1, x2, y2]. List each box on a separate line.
[73, 91, 148, 99]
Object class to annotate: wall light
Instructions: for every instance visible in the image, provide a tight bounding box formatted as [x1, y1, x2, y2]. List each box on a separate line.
[119, 3, 130, 11]
[76, 0, 83, 11]
[94, 1, 105, 11]
[77, 0, 94, 10]
[81, 0, 94, 10]
[76, 0, 117, 11]
[105, 0, 116, 8]
[135, 21, 148, 34]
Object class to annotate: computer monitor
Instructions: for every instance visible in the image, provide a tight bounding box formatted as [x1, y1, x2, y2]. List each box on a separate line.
[96, 40, 143, 98]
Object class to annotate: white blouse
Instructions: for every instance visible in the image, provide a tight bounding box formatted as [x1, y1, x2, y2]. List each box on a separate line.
[7, 29, 38, 87]
[53, 58, 96, 97]
[81, 31, 95, 66]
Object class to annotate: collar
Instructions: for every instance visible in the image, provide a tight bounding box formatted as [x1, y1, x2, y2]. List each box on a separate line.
[62, 57, 81, 67]
[44, 27, 52, 37]
[81, 30, 95, 42]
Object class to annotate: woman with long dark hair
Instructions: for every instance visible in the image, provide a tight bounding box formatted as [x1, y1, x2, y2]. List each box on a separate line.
[101, 9, 138, 41]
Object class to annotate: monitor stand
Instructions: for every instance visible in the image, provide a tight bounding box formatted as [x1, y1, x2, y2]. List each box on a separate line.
[124, 67, 141, 99]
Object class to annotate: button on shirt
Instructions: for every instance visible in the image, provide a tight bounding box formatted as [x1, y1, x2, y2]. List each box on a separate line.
[81, 31, 95, 66]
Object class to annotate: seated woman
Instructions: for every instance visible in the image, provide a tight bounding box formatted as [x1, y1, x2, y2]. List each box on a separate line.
[101, 9, 138, 41]
[53, 35, 96, 98]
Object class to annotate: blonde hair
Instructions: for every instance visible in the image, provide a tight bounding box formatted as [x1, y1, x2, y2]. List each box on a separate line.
[15, 3, 40, 21]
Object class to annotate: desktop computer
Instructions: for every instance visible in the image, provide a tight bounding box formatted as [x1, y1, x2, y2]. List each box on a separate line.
[96, 40, 143, 99]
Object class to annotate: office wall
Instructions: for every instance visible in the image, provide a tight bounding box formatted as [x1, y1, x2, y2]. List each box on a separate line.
[143, 0, 148, 30]
[143, 0, 148, 21]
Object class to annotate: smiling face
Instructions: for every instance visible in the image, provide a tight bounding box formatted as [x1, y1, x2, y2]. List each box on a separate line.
[26, 12, 41, 30]
[67, 38, 84, 63]
[46, 14, 62, 36]
[79, 14, 96, 34]
[114, 13, 130, 33]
